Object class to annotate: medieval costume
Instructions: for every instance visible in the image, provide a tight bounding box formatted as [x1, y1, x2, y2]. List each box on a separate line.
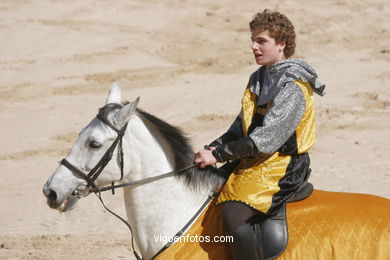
[211, 59, 326, 215]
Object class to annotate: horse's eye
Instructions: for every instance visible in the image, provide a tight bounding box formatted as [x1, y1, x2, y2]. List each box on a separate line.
[89, 141, 102, 149]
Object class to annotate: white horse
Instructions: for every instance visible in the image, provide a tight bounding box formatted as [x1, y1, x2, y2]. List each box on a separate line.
[43, 84, 225, 259]
[43, 84, 390, 260]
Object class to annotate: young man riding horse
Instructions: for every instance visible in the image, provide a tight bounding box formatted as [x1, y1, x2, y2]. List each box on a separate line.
[195, 9, 325, 260]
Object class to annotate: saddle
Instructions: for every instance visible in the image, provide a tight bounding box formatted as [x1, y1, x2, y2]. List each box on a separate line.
[253, 169, 314, 260]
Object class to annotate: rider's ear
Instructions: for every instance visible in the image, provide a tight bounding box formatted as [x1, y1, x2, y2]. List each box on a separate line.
[115, 97, 140, 126]
[106, 83, 122, 104]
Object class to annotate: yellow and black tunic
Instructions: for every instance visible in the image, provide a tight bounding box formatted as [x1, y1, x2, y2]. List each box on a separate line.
[216, 59, 326, 215]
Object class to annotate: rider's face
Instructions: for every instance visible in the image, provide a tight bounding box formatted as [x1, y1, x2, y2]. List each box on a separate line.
[251, 29, 286, 66]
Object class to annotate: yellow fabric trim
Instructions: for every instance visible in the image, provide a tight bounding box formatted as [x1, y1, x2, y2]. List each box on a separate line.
[294, 80, 316, 153]
[241, 87, 257, 137]
[217, 152, 290, 213]
[156, 190, 390, 260]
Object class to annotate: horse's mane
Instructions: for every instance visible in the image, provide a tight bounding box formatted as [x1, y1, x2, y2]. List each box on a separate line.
[135, 109, 226, 191]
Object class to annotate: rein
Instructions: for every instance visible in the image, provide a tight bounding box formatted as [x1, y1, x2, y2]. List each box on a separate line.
[58, 103, 211, 260]
[150, 191, 218, 260]
[89, 163, 197, 193]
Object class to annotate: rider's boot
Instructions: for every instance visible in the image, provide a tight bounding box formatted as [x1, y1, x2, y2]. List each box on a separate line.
[227, 223, 263, 260]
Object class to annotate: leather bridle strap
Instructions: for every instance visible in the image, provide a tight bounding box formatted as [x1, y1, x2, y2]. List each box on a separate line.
[95, 113, 127, 183]
[60, 110, 128, 191]
[60, 158, 97, 189]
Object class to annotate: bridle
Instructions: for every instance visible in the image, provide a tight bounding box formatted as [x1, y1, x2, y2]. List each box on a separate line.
[60, 103, 128, 195]
[57, 103, 209, 260]
[60, 103, 199, 196]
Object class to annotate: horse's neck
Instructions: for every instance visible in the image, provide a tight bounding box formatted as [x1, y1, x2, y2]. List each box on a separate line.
[122, 115, 210, 259]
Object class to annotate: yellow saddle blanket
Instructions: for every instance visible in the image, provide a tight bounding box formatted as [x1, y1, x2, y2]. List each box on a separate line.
[155, 190, 390, 259]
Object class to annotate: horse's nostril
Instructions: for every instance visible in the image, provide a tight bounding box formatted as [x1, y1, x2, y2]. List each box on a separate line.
[44, 189, 57, 202]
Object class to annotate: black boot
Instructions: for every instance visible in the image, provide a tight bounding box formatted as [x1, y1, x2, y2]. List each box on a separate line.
[227, 223, 263, 260]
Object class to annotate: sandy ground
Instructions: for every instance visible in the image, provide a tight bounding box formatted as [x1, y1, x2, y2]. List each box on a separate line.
[0, 0, 389, 259]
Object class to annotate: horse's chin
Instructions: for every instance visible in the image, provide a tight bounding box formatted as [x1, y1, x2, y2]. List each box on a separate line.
[58, 194, 80, 212]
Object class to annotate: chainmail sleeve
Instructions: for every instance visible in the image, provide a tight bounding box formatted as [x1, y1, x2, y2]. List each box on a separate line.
[249, 82, 306, 155]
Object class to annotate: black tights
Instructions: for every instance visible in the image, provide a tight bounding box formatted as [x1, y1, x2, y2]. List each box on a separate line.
[221, 201, 259, 232]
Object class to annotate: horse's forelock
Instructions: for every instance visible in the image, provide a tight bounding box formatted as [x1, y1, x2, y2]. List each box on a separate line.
[97, 103, 123, 122]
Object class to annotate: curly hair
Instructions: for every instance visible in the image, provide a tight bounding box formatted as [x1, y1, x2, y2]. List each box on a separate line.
[249, 9, 296, 58]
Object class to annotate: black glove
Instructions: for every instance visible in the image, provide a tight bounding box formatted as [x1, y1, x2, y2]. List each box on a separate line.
[212, 136, 257, 162]
[209, 131, 239, 147]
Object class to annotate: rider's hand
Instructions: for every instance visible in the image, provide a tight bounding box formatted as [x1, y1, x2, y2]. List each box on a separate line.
[195, 149, 217, 168]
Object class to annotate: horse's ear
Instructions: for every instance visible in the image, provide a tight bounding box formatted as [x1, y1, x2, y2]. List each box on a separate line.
[115, 97, 140, 126]
[106, 82, 122, 104]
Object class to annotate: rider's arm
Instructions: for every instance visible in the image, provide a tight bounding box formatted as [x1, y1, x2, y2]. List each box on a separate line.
[212, 83, 306, 162]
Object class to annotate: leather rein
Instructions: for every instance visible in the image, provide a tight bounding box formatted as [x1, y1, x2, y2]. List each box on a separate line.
[58, 103, 211, 260]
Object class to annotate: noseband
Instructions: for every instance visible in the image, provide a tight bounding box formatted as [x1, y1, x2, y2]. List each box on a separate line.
[60, 103, 127, 194]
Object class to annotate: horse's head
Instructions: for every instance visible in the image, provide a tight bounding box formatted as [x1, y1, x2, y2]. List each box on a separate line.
[43, 84, 139, 212]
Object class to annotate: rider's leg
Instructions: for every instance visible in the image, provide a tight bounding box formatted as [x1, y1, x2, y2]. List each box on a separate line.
[221, 201, 263, 260]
